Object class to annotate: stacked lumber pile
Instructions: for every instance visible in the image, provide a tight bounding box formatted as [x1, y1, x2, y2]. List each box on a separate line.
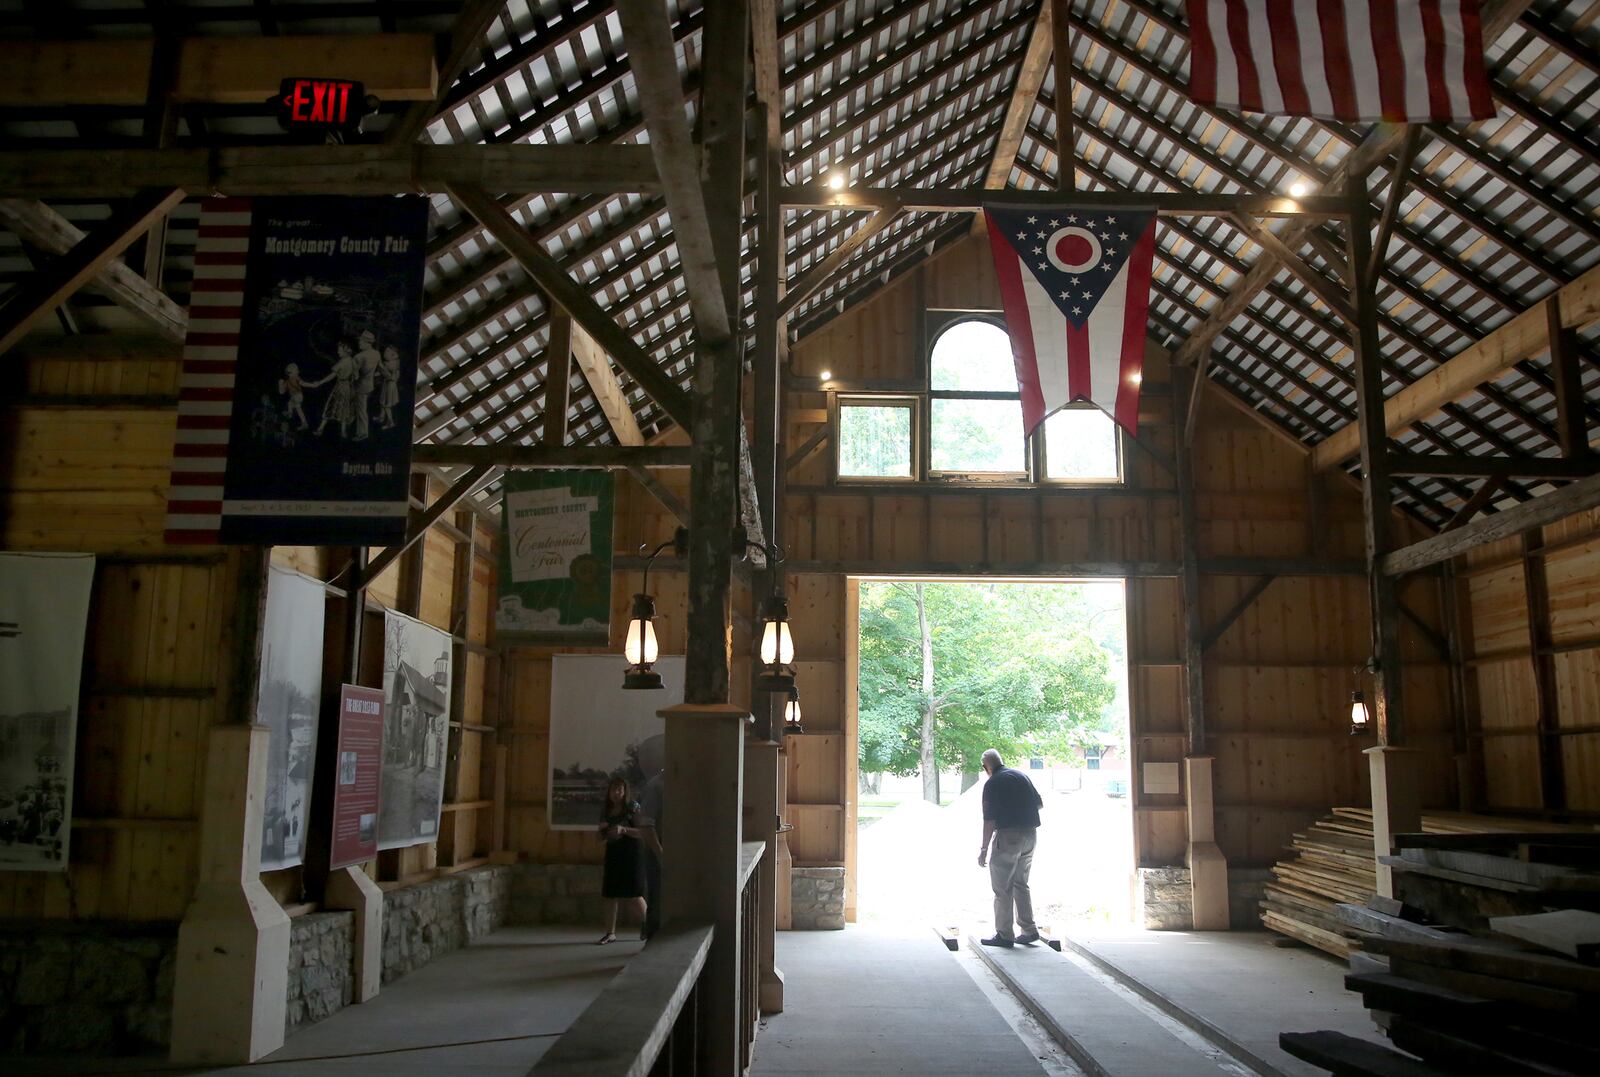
[1281, 828, 1600, 1076]
[1260, 808, 1576, 958]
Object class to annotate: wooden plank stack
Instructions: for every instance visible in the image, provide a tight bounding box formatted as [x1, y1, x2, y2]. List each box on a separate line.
[1259, 808, 1579, 958]
[1281, 827, 1600, 1076]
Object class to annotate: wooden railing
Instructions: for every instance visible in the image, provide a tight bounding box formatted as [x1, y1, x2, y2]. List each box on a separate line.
[737, 840, 765, 1072]
[530, 841, 767, 1077]
[529, 923, 713, 1077]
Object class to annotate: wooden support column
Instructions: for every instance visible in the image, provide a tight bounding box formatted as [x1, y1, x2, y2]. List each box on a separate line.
[171, 549, 289, 1063]
[1175, 368, 1226, 926]
[1547, 295, 1591, 461]
[542, 311, 573, 447]
[1346, 178, 1416, 895]
[749, 93, 785, 1014]
[1522, 532, 1565, 810]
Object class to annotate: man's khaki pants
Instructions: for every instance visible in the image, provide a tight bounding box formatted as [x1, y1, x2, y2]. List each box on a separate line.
[989, 826, 1037, 941]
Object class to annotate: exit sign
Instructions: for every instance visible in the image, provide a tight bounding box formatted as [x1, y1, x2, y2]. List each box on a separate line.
[273, 78, 370, 136]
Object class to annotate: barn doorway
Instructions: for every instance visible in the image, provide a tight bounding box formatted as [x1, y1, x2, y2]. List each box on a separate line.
[850, 578, 1134, 930]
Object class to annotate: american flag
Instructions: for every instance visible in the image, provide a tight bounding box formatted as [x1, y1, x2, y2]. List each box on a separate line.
[1185, 0, 1495, 123]
[983, 205, 1157, 435]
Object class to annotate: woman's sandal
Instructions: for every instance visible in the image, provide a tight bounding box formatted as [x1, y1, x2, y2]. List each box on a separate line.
[596, 932, 617, 945]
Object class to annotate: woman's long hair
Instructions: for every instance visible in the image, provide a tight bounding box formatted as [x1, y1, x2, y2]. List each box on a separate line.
[603, 774, 631, 815]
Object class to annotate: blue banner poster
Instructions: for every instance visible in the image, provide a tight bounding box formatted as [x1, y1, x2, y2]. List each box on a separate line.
[166, 195, 428, 545]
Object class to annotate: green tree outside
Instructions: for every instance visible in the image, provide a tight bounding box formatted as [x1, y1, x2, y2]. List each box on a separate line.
[857, 580, 1122, 803]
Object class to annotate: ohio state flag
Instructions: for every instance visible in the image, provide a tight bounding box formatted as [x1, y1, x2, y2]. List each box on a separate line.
[983, 205, 1156, 434]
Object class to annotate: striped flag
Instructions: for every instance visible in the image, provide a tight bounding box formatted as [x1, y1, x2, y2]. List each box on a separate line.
[165, 198, 250, 544]
[983, 205, 1157, 435]
[1185, 0, 1495, 123]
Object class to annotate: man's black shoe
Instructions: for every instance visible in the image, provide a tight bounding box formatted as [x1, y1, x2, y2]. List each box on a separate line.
[1016, 932, 1041, 945]
[980, 935, 1014, 948]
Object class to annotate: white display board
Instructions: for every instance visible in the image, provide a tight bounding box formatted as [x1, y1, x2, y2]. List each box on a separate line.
[547, 654, 684, 830]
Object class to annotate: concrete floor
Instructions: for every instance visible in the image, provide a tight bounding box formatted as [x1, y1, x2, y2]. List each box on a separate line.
[752, 924, 1051, 1075]
[1068, 929, 1387, 1077]
[22, 927, 634, 1076]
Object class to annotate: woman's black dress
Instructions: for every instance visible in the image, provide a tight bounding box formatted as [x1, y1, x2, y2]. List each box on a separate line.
[601, 801, 647, 899]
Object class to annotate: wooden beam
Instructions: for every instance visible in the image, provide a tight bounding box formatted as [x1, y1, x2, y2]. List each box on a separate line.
[1386, 452, 1600, 480]
[1384, 470, 1600, 576]
[1313, 263, 1600, 470]
[784, 425, 831, 473]
[1547, 295, 1591, 461]
[1522, 533, 1566, 810]
[1347, 177, 1406, 744]
[0, 188, 184, 354]
[1176, 368, 1206, 755]
[448, 182, 692, 429]
[627, 464, 691, 529]
[541, 312, 573, 447]
[1443, 478, 1504, 532]
[615, 1, 732, 344]
[0, 34, 438, 106]
[571, 325, 646, 447]
[1368, 125, 1422, 283]
[0, 199, 186, 342]
[777, 206, 899, 318]
[1199, 575, 1278, 652]
[1230, 212, 1355, 327]
[0, 145, 660, 199]
[783, 186, 1349, 216]
[413, 444, 687, 468]
[985, 1, 1055, 188]
[387, 0, 505, 145]
[359, 465, 491, 590]
[1050, 0, 1075, 192]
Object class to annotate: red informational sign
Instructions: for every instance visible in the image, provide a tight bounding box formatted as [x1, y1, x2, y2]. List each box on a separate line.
[273, 78, 368, 135]
[329, 684, 384, 869]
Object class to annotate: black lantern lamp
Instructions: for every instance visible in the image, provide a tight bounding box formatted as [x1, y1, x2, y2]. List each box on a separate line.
[737, 530, 795, 692]
[1349, 659, 1375, 736]
[783, 686, 804, 735]
[622, 528, 688, 690]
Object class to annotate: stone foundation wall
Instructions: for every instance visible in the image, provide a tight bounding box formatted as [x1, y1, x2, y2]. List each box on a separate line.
[789, 867, 845, 930]
[286, 912, 355, 1034]
[382, 864, 513, 983]
[1228, 867, 1272, 930]
[1137, 866, 1193, 930]
[0, 924, 175, 1055]
[508, 863, 605, 925]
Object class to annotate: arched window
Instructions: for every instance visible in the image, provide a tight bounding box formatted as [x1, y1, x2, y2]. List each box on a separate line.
[927, 316, 1121, 482]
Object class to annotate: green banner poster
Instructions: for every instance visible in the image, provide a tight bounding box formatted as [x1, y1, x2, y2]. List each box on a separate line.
[496, 470, 614, 644]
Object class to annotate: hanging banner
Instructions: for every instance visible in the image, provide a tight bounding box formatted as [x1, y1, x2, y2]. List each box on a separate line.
[378, 610, 452, 851]
[496, 470, 614, 644]
[330, 684, 385, 870]
[165, 195, 429, 546]
[258, 565, 327, 872]
[0, 552, 95, 872]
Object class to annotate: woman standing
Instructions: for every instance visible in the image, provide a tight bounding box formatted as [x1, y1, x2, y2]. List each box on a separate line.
[597, 775, 650, 944]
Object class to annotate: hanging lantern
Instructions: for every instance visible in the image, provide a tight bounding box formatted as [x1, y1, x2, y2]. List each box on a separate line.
[623, 593, 663, 690]
[783, 686, 804, 735]
[1349, 690, 1370, 736]
[756, 591, 796, 691]
[621, 528, 687, 691]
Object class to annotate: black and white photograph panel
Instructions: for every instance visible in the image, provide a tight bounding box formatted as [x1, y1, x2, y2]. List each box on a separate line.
[257, 566, 327, 872]
[378, 610, 452, 851]
[0, 553, 95, 872]
[547, 654, 684, 829]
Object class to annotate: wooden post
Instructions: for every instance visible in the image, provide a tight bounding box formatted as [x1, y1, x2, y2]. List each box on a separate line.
[1346, 179, 1414, 894]
[662, 704, 751, 1074]
[1522, 532, 1565, 810]
[169, 724, 290, 1063]
[1050, 0, 1075, 192]
[1185, 756, 1229, 929]
[1175, 368, 1206, 757]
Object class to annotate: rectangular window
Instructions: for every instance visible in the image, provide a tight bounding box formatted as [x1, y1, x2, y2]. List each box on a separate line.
[1039, 406, 1122, 483]
[837, 396, 916, 480]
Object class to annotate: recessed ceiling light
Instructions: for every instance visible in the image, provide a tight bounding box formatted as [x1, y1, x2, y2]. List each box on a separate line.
[827, 171, 846, 190]
[819, 369, 833, 380]
[1288, 180, 1309, 198]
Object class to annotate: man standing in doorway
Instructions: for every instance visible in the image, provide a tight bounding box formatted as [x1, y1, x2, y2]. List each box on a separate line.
[977, 748, 1042, 947]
